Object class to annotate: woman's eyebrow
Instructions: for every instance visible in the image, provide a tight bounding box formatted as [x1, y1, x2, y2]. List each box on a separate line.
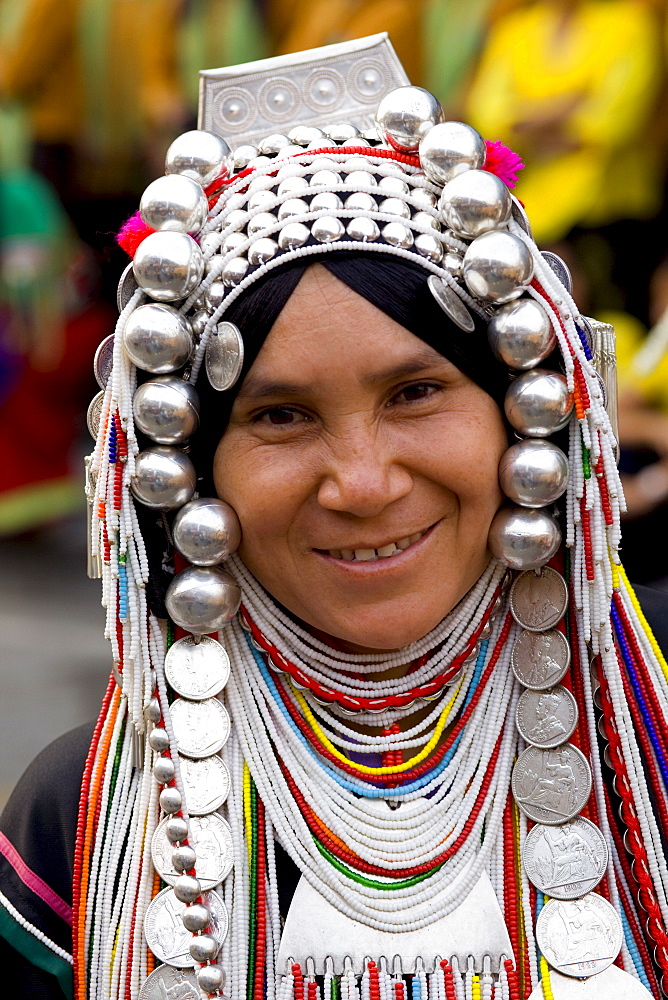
[236, 348, 450, 401]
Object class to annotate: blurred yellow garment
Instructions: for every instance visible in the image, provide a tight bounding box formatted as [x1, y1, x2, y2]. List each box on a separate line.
[614, 311, 668, 413]
[465, 1, 663, 244]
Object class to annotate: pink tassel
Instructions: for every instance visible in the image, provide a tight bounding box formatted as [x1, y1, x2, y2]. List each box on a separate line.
[116, 211, 155, 257]
[483, 139, 524, 190]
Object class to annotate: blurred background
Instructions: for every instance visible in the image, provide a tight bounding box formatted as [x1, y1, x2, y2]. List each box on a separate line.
[3, 0, 668, 807]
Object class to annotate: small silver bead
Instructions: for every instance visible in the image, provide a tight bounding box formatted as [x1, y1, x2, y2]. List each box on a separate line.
[182, 902, 211, 932]
[247, 190, 276, 211]
[248, 237, 278, 265]
[312, 217, 344, 243]
[288, 125, 325, 146]
[165, 816, 189, 843]
[379, 197, 410, 219]
[310, 169, 341, 187]
[197, 964, 225, 993]
[344, 192, 376, 213]
[278, 197, 309, 221]
[257, 133, 290, 156]
[443, 251, 464, 277]
[223, 209, 248, 230]
[148, 727, 170, 753]
[412, 210, 438, 231]
[204, 281, 226, 310]
[190, 309, 209, 337]
[414, 233, 443, 263]
[174, 874, 201, 903]
[221, 231, 246, 254]
[378, 175, 408, 196]
[153, 756, 175, 785]
[232, 144, 257, 171]
[189, 934, 220, 964]
[145, 697, 161, 723]
[160, 786, 182, 813]
[222, 258, 249, 286]
[324, 122, 360, 143]
[345, 169, 376, 188]
[275, 142, 305, 159]
[347, 217, 380, 242]
[411, 188, 437, 210]
[247, 155, 271, 168]
[278, 222, 310, 250]
[277, 176, 309, 197]
[247, 212, 277, 236]
[311, 191, 342, 212]
[199, 233, 220, 255]
[382, 222, 413, 248]
[172, 844, 197, 872]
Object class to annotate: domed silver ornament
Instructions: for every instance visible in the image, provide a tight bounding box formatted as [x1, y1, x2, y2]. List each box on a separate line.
[443, 251, 463, 277]
[205, 321, 244, 391]
[499, 439, 569, 508]
[324, 122, 360, 143]
[173, 498, 241, 566]
[247, 190, 276, 212]
[411, 210, 438, 231]
[189, 309, 209, 337]
[428, 275, 475, 332]
[277, 176, 309, 197]
[131, 447, 196, 509]
[488, 299, 555, 370]
[375, 86, 444, 152]
[204, 281, 226, 310]
[247, 211, 277, 236]
[165, 129, 231, 188]
[312, 217, 344, 242]
[311, 191, 342, 212]
[132, 376, 200, 445]
[414, 233, 443, 263]
[418, 122, 486, 186]
[278, 222, 310, 249]
[222, 257, 249, 286]
[488, 506, 561, 571]
[463, 231, 534, 303]
[504, 369, 574, 437]
[382, 222, 413, 248]
[344, 192, 376, 212]
[139, 175, 208, 236]
[133, 232, 204, 303]
[288, 125, 325, 146]
[378, 175, 408, 196]
[310, 169, 341, 188]
[165, 566, 242, 634]
[278, 197, 309, 221]
[347, 217, 379, 242]
[379, 196, 410, 220]
[257, 133, 290, 156]
[439, 169, 511, 239]
[233, 144, 257, 171]
[248, 238, 278, 265]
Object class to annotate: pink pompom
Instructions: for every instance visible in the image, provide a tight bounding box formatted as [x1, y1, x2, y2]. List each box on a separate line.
[116, 211, 155, 257]
[483, 140, 524, 190]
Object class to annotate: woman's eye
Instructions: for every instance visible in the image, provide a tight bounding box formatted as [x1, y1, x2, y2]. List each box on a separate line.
[256, 407, 306, 426]
[392, 383, 440, 404]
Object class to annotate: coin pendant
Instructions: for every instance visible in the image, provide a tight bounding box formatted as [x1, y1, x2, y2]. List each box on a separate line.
[516, 685, 578, 749]
[536, 894, 622, 978]
[512, 743, 592, 825]
[170, 697, 230, 758]
[94, 335, 115, 390]
[522, 817, 608, 900]
[87, 390, 105, 440]
[179, 754, 230, 815]
[117, 261, 139, 313]
[427, 275, 476, 332]
[165, 635, 231, 700]
[143, 886, 228, 967]
[510, 567, 568, 631]
[511, 629, 570, 690]
[138, 965, 200, 998]
[205, 321, 244, 391]
[152, 814, 234, 889]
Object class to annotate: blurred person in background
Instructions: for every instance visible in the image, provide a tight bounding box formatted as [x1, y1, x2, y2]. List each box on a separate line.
[464, 0, 665, 325]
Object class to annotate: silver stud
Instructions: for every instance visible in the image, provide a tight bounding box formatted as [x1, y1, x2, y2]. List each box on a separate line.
[189, 309, 209, 338]
[140, 174, 208, 236]
[248, 237, 278, 265]
[165, 816, 189, 843]
[277, 176, 309, 197]
[378, 175, 409, 196]
[172, 844, 197, 872]
[222, 209, 248, 231]
[411, 188, 438, 210]
[418, 121, 486, 185]
[165, 129, 231, 188]
[153, 756, 175, 784]
[148, 727, 170, 753]
[311, 191, 342, 212]
[199, 232, 220, 256]
[133, 232, 204, 303]
[443, 251, 464, 277]
[312, 216, 344, 242]
[257, 133, 290, 156]
[463, 231, 534, 303]
[278, 222, 310, 250]
[173, 874, 201, 903]
[439, 169, 512, 239]
[204, 281, 226, 310]
[345, 169, 376, 188]
[499, 439, 569, 507]
[160, 786, 182, 814]
[382, 222, 413, 248]
[278, 197, 309, 221]
[146, 697, 161, 723]
[414, 233, 443, 263]
[232, 144, 257, 171]
[288, 125, 325, 146]
[222, 231, 247, 254]
[222, 257, 249, 286]
[344, 192, 376, 213]
[182, 902, 211, 931]
[247, 211, 277, 236]
[488, 506, 561, 571]
[324, 122, 360, 143]
[379, 197, 410, 219]
[131, 447, 196, 509]
[189, 934, 220, 964]
[247, 190, 276, 211]
[347, 217, 380, 242]
[411, 210, 439, 231]
[375, 86, 444, 151]
[133, 376, 200, 445]
[247, 155, 271, 168]
[310, 169, 341, 187]
[197, 964, 225, 993]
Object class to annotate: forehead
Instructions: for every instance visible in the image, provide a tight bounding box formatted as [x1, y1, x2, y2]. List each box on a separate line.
[235, 265, 448, 396]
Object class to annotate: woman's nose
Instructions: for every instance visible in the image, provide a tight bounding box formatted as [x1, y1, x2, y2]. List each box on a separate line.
[316, 438, 413, 517]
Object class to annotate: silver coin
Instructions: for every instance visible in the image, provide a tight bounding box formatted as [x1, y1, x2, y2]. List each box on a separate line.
[165, 635, 231, 700]
[510, 567, 568, 632]
[511, 629, 570, 690]
[117, 261, 139, 313]
[170, 697, 230, 758]
[512, 743, 591, 825]
[94, 334, 115, 390]
[87, 390, 105, 440]
[542, 251, 572, 294]
[511, 195, 532, 238]
[516, 685, 577, 749]
[536, 894, 622, 978]
[143, 885, 228, 967]
[138, 965, 200, 998]
[427, 275, 476, 332]
[152, 814, 234, 889]
[522, 817, 608, 900]
[179, 754, 230, 815]
[205, 321, 244, 391]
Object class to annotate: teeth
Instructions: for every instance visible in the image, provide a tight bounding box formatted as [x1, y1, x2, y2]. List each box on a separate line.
[327, 532, 426, 561]
[354, 548, 376, 561]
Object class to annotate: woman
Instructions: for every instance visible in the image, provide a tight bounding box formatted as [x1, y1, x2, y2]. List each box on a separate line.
[1, 73, 666, 1000]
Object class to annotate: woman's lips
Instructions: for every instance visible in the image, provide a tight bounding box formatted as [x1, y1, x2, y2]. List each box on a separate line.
[313, 523, 438, 565]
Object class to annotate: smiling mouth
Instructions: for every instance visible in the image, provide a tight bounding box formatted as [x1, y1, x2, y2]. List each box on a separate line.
[317, 527, 432, 563]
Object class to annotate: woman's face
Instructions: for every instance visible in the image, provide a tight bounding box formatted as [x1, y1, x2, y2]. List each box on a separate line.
[214, 265, 507, 651]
